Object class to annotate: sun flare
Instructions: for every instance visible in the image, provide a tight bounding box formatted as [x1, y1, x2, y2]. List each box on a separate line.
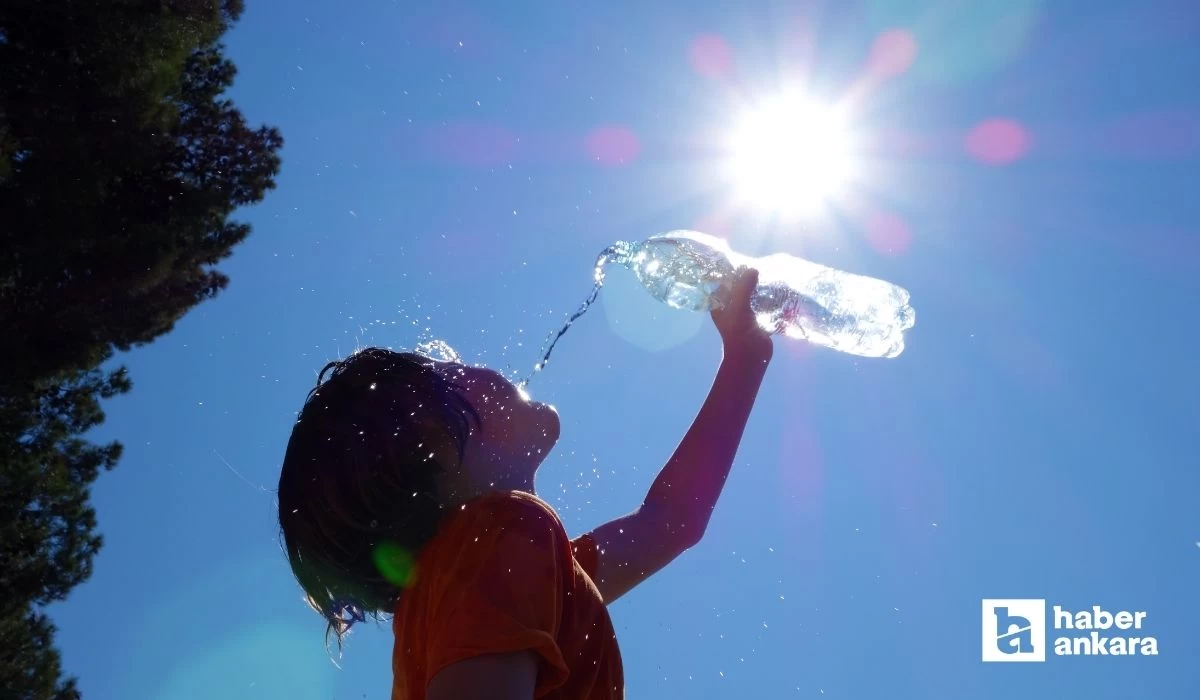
[724, 93, 857, 217]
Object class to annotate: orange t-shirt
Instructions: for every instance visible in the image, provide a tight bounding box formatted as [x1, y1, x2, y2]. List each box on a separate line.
[391, 491, 624, 699]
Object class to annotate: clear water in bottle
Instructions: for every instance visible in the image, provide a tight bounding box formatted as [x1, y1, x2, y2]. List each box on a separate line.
[611, 230, 916, 358]
[523, 229, 915, 385]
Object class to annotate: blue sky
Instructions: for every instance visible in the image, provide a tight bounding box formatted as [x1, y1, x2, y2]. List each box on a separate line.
[52, 0, 1198, 698]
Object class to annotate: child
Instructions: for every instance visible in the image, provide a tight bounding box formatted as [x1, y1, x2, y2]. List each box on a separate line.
[278, 268, 772, 699]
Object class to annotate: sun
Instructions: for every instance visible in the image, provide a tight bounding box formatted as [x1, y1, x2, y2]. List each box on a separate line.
[723, 93, 857, 217]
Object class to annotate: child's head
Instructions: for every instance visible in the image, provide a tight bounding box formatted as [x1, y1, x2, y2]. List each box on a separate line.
[277, 347, 560, 641]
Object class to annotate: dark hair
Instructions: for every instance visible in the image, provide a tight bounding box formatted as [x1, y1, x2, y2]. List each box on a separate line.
[277, 347, 480, 647]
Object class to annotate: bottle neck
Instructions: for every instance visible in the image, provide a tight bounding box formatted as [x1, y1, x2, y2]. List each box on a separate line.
[592, 241, 638, 283]
[599, 240, 637, 265]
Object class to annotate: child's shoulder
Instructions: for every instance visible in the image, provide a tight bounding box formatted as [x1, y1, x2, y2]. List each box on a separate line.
[463, 490, 566, 536]
[426, 491, 573, 575]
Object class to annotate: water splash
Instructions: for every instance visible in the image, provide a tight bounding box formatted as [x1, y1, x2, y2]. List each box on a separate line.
[520, 241, 635, 387]
[414, 339, 462, 363]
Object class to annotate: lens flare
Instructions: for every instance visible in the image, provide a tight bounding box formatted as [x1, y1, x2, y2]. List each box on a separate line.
[373, 541, 418, 588]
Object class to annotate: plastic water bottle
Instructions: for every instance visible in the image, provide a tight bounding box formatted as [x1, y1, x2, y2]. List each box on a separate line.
[597, 230, 916, 358]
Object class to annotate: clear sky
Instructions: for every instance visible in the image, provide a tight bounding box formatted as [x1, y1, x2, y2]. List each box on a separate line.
[51, 0, 1199, 698]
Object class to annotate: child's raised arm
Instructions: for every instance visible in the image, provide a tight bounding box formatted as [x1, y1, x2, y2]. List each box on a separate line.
[581, 268, 773, 603]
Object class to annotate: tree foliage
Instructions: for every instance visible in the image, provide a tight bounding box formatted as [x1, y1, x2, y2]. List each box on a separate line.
[0, 2, 282, 696]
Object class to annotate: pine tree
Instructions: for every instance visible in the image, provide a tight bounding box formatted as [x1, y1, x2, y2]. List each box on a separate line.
[0, 2, 282, 696]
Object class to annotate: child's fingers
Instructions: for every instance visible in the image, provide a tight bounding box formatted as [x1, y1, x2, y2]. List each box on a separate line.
[714, 268, 758, 319]
[734, 267, 759, 304]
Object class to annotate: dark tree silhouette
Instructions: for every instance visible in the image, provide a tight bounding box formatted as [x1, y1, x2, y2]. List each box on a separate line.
[0, 2, 282, 696]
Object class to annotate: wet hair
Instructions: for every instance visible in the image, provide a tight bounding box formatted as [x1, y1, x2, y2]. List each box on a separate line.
[277, 347, 480, 647]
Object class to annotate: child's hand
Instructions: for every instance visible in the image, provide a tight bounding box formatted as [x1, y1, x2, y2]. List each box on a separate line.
[712, 267, 773, 362]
